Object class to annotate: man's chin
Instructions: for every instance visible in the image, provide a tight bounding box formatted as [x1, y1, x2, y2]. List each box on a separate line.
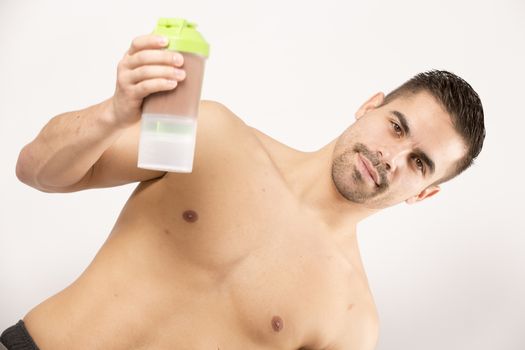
[341, 184, 396, 208]
[338, 186, 380, 205]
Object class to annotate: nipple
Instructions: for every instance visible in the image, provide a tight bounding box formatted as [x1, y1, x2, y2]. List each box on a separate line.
[271, 316, 284, 332]
[182, 210, 199, 223]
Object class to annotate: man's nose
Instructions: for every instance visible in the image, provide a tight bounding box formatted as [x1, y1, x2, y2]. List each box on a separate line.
[377, 146, 410, 172]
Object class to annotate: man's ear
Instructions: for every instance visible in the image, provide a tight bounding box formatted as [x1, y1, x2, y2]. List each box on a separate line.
[355, 92, 385, 120]
[406, 185, 441, 204]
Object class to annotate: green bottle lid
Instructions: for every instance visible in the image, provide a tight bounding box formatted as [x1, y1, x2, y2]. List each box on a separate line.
[153, 18, 210, 57]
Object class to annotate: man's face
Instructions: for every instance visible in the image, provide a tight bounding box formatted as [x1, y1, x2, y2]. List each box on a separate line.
[331, 91, 466, 209]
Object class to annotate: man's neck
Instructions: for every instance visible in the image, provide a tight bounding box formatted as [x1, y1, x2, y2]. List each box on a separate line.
[282, 137, 380, 236]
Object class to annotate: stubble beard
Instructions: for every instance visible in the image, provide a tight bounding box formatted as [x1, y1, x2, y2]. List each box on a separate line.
[331, 142, 389, 205]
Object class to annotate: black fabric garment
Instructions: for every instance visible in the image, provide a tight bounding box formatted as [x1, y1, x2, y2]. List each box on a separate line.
[0, 320, 40, 350]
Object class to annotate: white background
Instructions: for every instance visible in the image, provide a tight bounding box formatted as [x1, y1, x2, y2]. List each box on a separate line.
[1, 0, 524, 349]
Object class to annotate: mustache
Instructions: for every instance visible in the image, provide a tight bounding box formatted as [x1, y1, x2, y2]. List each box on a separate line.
[352, 143, 388, 187]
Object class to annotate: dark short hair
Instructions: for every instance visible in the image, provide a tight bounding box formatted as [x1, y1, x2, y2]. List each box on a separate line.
[381, 70, 485, 184]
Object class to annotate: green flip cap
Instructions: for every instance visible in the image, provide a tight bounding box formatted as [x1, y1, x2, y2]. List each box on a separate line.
[153, 18, 210, 57]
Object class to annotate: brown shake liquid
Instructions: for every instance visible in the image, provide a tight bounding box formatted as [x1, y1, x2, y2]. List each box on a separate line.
[142, 52, 206, 118]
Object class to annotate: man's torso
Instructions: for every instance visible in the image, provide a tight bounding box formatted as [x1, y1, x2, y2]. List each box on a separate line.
[23, 104, 379, 350]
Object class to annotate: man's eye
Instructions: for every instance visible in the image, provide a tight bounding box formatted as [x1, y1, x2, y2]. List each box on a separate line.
[391, 121, 403, 136]
[414, 158, 424, 172]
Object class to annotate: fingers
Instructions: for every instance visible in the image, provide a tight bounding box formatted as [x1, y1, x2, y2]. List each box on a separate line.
[122, 34, 185, 84]
[126, 49, 184, 69]
[134, 78, 179, 98]
[127, 65, 186, 85]
[128, 34, 168, 55]
[116, 70, 179, 103]
[115, 34, 189, 105]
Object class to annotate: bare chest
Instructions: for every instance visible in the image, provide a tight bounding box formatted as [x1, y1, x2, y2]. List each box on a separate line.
[102, 169, 375, 348]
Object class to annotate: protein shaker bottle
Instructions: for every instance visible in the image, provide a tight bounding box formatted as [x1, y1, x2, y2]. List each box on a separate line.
[138, 18, 210, 172]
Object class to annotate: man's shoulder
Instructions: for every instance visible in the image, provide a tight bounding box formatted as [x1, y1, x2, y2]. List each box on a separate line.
[198, 100, 298, 168]
[326, 297, 380, 350]
[292, 244, 378, 349]
[198, 100, 247, 135]
[194, 100, 255, 154]
[299, 265, 380, 350]
[176, 100, 273, 177]
[199, 100, 271, 146]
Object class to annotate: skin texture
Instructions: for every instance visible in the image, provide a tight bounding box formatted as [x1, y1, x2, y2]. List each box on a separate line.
[20, 91, 466, 350]
[331, 91, 465, 209]
[20, 94, 462, 350]
[24, 100, 378, 350]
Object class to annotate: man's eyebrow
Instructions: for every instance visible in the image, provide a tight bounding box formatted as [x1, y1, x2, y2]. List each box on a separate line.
[414, 148, 435, 176]
[390, 110, 410, 136]
[390, 110, 436, 176]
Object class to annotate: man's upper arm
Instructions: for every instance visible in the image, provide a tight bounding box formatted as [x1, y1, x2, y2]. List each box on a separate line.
[66, 100, 235, 191]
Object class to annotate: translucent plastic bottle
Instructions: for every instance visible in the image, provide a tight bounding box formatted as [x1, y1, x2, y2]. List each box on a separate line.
[138, 18, 210, 172]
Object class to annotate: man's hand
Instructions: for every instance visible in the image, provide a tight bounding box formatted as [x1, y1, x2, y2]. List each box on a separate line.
[16, 34, 188, 192]
[112, 34, 187, 127]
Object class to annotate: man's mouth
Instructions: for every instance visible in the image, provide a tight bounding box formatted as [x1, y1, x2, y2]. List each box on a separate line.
[358, 153, 380, 186]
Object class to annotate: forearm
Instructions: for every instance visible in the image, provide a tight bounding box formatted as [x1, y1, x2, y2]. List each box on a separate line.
[16, 98, 124, 191]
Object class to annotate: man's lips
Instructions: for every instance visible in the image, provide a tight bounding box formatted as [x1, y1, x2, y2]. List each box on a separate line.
[358, 153, 380, 186]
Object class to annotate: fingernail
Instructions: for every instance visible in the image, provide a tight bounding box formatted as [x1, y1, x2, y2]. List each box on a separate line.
[174, 54, 183, 65]
[175, 69, 185, 79]
[159, 36, 169, 45]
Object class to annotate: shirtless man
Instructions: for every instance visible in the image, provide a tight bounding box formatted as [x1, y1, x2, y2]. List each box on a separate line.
[1, 34, 485, 350]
